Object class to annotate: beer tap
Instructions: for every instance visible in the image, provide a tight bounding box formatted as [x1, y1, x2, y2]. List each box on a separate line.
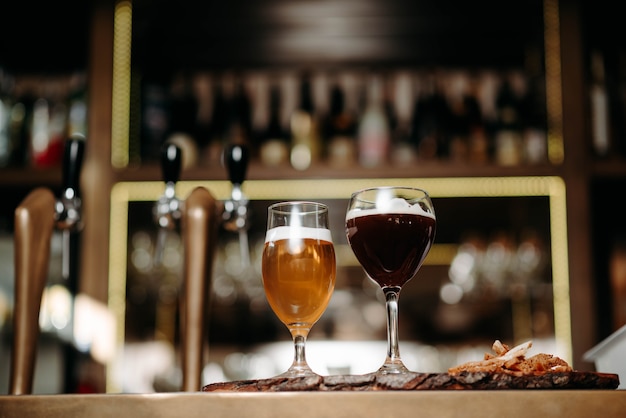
[222, 143, 251, 267]
[153, 143, 183, 268]
[55, 135, 85, 281]
[53, 134, 85, 393]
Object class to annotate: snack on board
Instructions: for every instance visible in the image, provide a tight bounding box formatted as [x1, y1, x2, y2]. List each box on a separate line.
[448, 340, 573, 375]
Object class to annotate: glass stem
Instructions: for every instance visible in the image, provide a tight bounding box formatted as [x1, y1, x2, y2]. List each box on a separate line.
[381, 287, 407, 373]
[293, 334, 307, 367]
[287, 333, 313, 375]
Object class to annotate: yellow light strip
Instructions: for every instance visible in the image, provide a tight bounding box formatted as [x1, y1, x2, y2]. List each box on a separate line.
[111, 1, 132, 169]
[544, 0, 565, 164]
[106, 182, 129, 392]
[107, 176, 571, 391]
[112, 176, 562, 202]
[548, 178, 572, 362]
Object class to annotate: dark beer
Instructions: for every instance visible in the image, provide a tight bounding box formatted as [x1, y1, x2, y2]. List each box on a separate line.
[346, 212, 436, 288]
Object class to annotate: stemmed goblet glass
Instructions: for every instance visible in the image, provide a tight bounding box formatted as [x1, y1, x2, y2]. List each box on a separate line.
[262, 201, 336, 377]
[346, 187, 436, 375]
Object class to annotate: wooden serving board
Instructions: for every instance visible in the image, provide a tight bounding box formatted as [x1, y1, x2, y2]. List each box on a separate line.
[202, 371, 620, 392]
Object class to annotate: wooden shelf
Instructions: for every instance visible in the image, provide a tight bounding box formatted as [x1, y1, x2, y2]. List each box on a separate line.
[0, 167, 63, 188]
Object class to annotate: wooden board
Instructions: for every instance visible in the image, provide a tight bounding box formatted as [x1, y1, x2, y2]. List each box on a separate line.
[202, 371, 620, 392]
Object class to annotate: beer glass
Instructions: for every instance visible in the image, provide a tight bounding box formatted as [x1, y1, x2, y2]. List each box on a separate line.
[262, 201, 336, 377]
[346, 187, 436, 375]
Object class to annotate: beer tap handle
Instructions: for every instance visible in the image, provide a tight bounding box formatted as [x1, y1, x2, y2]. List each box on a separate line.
[225, 143, 249, 188]
[162, 143, 182, 186]
[224, 143, 251, 267]
[223, 143, 250, 228]
[57, 135, 85, 285]
[154, 144, 183, 267]
[62, 135, 85, 201]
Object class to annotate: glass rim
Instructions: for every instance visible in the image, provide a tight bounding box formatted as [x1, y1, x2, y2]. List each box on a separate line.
[268, 201, 329, 215]
[350, 186, 430, 200]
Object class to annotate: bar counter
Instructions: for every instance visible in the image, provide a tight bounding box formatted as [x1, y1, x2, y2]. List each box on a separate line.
[1, 390, 624, 418]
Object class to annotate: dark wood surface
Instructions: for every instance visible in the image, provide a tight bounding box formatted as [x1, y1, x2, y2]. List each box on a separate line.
[202, 371, 620, 392]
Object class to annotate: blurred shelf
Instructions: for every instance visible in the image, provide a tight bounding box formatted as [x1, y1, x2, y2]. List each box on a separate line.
[591, 159, 626, 177]
[0, 167, 63, 188]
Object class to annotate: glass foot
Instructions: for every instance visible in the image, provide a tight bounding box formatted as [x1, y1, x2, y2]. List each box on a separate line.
[376, 359, 410, 375]
[276, 364, 320, 379]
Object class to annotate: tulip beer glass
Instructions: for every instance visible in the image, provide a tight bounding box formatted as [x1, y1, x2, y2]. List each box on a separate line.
[346, 186, 436, 375]
[262, 201, 336, 377]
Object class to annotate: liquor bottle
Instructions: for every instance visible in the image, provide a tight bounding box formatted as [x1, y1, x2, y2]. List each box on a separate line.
[191, 72, 214, 165]
[464, 73, 489, 164]
[8, 83, 33, 167]
[166, 72, 199, 168]
[0, 69, 13, 167]
[475, 71, 501, 162]
[67, 71, 88, 138]
[357, 74, 390, 167]
[494, 75, 523, 166]
[205, 75, 230, 165]
[325, 75, 357, 167]
[140, 78, 171, 163]
[446, 72, 471, 162]
[31, 81, 66, 168]
[589, 51, 611, 158]
[609, 50, 626, 159]
[389, 71, 416, 165]
[410, 72, 449, 161]
[290, 73, 321, 170]
[519, 71, 548, 164]
[227, 76, 253, 147]
[259, 82, 289, 167]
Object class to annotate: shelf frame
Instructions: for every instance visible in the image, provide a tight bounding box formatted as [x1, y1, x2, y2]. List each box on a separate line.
[107, 175, 570, 392]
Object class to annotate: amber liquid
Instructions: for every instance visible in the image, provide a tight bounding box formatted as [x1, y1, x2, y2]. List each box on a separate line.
[346, 212, 436, 288]
[262, 237, 336, 327]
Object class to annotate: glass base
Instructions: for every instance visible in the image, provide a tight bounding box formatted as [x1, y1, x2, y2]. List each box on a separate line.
[376, 359, 410, 375]
[275, 364, 320, 379]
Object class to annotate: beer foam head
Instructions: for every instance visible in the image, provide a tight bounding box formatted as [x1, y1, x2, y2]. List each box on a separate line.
[346, 197, 435, 220]
[265, 225, 333, 243]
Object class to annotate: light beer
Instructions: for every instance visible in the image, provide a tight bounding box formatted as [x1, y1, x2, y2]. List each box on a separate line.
[262, 225, 336, 328]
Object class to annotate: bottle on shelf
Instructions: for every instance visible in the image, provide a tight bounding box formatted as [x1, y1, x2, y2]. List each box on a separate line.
[7, 81, 33, 168]
[464, 73, 489, 165]
[446, 71, 472, 162]
[589, 50, 612, 158]
[67, 71, 88, 138]
[519, 69, 548, 165]
[0, 68, 13, 167]
[324, 74, 357, 167]
[259, 80, 289, 167]
[31, 80, 67, 168]
[227, 75, 253, 148]
[410, 71, 449, 162]
[140, 78, 171, 163]
[191, 72, 214, 165]
[493, 74, 523, 166]
[389, 71, 416, 166]
[290, 72, 321, 170]
[165, 72, 199, 169]
[204, 73, 231, 166]
[357, 73, 390, 167]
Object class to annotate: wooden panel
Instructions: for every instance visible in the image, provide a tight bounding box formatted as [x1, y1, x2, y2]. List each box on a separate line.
[131, 0, 544, 72]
